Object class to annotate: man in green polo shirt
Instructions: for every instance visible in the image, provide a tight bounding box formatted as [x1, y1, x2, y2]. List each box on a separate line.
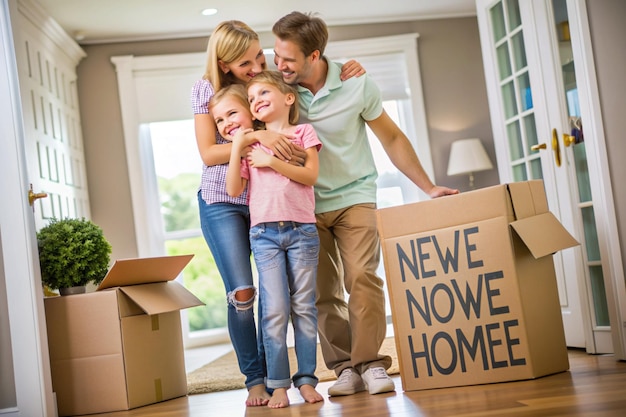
[272, 11, 459, 396]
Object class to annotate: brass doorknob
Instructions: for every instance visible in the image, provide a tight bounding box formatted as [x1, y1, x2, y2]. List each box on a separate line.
[563, 134, 576, 147]
[552, 128, 562, 167]
[531, 143, 547, 151]
[28, 184, 47, 206]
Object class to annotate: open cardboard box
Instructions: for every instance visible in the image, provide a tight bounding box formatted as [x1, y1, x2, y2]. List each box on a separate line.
[376, 180, 579, 391]
[44, 254, 204, 416]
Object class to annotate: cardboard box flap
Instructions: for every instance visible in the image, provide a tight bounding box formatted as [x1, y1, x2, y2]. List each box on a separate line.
[510, 212, 579, 258]
[508, 180, 549, 219]
[120, 281, 204, 315]
[97, 254, 194, 290]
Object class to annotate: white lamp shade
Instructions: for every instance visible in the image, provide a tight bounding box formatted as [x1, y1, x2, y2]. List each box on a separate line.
[447, 138, 493, 176]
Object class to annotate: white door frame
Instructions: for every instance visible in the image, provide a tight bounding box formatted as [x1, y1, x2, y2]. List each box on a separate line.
[0, 0, 55, 415]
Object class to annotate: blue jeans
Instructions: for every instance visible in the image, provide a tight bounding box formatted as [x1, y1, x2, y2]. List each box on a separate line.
[198, 194, 265, 389]
[250, 221, 320, 390]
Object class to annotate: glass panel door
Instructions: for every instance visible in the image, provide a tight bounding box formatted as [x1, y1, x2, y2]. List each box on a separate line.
[551, 0, 609, 329]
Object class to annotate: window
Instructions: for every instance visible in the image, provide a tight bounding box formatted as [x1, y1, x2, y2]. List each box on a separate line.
[149, 121, 230, 345]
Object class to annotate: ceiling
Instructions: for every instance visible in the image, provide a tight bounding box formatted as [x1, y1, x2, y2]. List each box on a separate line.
[34, 0, 477, 45]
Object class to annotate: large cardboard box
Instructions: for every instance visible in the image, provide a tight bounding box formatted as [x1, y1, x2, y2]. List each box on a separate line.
[376, 181, 579, 391]
[44, 255, 203, 416]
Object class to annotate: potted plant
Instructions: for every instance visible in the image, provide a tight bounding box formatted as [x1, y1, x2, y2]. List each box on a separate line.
[37, 217, 112, 295]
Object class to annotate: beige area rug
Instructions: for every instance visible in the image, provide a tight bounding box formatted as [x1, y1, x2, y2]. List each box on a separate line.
[187, 337, 399, 395]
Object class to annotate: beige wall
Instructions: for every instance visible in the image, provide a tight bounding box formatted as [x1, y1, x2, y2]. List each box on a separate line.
[77, 37, 206, 260]
[586, 0, 626, 287]
[76, 16, 497, 259]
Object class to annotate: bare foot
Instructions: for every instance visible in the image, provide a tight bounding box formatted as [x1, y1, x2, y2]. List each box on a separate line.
[268, 387, 290, 408]
[246, 384, 270, 407]
[299, 384, 324, 404]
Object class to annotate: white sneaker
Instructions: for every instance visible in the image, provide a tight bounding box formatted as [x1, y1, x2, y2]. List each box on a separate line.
[328, 368, 365, 396]
[361, 367, 395, 394]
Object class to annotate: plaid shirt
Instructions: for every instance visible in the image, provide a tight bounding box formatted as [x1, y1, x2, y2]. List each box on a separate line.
[191, 78, 248, 205]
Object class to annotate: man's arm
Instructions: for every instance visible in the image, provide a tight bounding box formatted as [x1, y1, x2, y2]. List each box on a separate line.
[247, 146, 318, 187]
[247, 129, 307, 166]
[366, 110, 459, 198]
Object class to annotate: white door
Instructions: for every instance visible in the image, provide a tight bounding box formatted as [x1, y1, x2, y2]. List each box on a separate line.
[10, 0, 88, 229]
[476, 0, 624, 355]
[0, 0, 55, 415]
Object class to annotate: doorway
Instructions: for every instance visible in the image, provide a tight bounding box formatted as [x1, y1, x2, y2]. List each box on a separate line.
[476, 0, 625, 355]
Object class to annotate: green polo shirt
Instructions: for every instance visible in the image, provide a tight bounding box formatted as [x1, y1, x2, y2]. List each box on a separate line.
[297, 60, 384, 214]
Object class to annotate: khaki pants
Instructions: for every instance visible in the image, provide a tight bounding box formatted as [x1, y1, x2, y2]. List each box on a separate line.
[315, 203, 392, 375]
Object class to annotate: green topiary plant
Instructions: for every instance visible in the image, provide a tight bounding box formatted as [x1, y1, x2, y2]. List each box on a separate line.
[37, 217, 112, 291]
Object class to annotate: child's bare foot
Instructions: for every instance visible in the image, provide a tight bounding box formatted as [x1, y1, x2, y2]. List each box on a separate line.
[246, 384, 270, 407]
[299, 384, 324, 404]
[268, 387, 290, 408]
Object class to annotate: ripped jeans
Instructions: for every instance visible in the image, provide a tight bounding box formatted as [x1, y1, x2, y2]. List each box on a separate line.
[198, 195, 265, 389]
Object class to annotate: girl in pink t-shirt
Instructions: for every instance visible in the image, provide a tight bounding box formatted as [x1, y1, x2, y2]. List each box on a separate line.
[212, 71, 322, 408]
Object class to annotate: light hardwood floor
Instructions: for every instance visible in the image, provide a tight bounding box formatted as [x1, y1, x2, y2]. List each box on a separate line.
[90, 348, 625, 417]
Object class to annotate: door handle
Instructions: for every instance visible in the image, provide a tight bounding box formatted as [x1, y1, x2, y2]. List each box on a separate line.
[530, 129, 562, 167]
[563, 133, 576, 147]
[28, 184, 48, 206]
[552, 128, 562, 167]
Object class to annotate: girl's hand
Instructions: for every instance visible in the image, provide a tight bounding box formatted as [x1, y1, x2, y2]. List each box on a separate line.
[230, 129, 252, 143]
[232, 128, 252, 145]
[247, 147, 274, 168]
[231, 129, 254, 157]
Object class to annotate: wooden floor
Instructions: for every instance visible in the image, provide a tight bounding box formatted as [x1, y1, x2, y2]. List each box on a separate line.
[92, 349, 625, 417]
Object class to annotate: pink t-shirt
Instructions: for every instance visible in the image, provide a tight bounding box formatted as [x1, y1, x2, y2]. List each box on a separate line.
[241, 124, 322, 227]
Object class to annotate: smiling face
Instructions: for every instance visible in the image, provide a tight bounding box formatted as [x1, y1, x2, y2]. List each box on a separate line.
[219, 40, 266, 84]
[273, 38, 317, 86]
[246, 70, 298, 125]
[247, 82, 292, 124]
[210, 88, 254, 140]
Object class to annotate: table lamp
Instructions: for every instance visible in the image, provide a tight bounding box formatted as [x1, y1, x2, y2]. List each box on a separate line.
[447, 138, 493, 189]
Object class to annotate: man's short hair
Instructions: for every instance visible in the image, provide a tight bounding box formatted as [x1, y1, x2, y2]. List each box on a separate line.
[272, 11, 329, 57]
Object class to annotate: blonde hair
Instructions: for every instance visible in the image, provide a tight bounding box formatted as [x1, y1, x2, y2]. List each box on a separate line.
[209, 84, 264, 131]
[247, 70, 300, 125]
[209, 84, 249, 112]
[203, 21, 264, 91]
